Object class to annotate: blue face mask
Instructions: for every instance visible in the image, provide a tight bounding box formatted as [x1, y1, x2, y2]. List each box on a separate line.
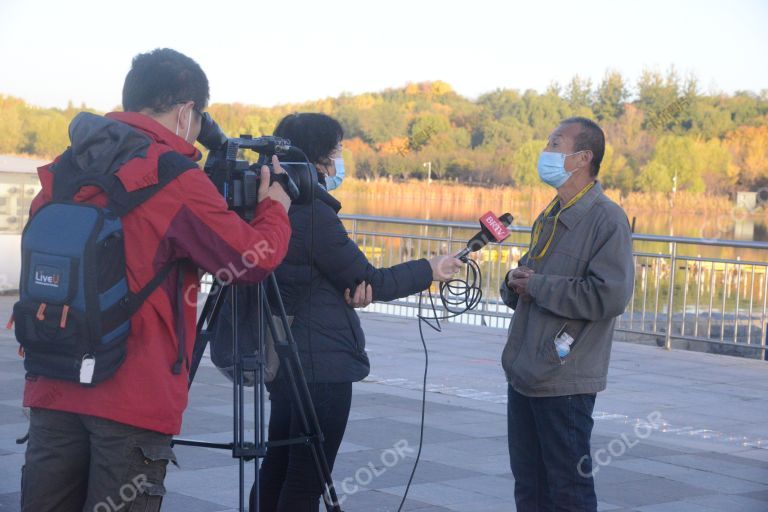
[325, 158, 345, 191]
[537, 151, 583, 189]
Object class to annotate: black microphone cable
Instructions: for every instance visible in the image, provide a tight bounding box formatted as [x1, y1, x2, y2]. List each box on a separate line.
[396, 256, 483, 512]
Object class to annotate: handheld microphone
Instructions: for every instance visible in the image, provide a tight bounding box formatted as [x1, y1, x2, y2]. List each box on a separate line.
[456, 212, 513, 261]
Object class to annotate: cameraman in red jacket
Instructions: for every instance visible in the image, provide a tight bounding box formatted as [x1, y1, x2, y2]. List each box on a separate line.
[20, 48, 292, 512]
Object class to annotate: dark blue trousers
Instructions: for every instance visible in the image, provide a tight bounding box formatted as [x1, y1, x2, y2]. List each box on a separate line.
[507, 385, 597, 512]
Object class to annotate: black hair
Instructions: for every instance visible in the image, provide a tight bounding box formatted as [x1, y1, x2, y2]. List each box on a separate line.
[273, 113, 344, 165]
[561, 117, 605, 176]
[122, 48, 209, 113]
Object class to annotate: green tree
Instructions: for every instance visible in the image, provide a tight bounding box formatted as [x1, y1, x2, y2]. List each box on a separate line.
[0, 96, 25, 154]
[511, 139, 546, 186]
[638, 136, 705, 193]
[594, 71, 629, 121]
[637, 160, 674, 193]
[408, 113, 451, 150]
[564, 76, 593, 111]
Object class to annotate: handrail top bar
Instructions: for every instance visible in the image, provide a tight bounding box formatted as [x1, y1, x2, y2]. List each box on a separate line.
[339, 214, 768, 250]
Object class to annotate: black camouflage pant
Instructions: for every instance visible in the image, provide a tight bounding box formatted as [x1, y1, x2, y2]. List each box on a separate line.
[22, 408, 177, 512]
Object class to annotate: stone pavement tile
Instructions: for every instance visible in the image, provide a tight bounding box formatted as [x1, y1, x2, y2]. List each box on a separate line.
[388, 409, 506, 428]
[442, 497, 517, 511]
[683, 367, 768, 386]
[0, 361, 24, 376]
[165, 464, 255, 509]
[0, 373, 23, 400]
[604, 403, 745, 431]
[596, 502, 629, 511]
[611, 458, 768, 494]
[590, 434, 696, 460]
[338, 489, 445, 511]
[610, 372, 714, 389]
[188, 366, 236, 386]
[180, 407, 255, 435]
[703, 382, 768, 400]
[591, 422, 755, 456]
[683, 493, 768, 511]
[377, 482, 500, 508]
[697, 449, 768, 468]
[161, 491, 233, 512]
[594, 476, 714, 508]
[677, 399, 768, 423]
[347, 409, 377, 421]
[416, 444, 511, 475]
[0, 491, 20, 512]
[437, 475, 516, 502]
[593, 466, 657, 484]
[0, 404, 25, 426]
[0, 453, 22, 493]
[726, 421, 768, 440]
[349, 404, 423, 419]
[342, 417, 473, 450]
[188, 383, 236, 404]
[743, 487, 768, 500]
[332, 448, 485, 489]
[172, 444, 243, 471]
[352, 391, 463, 415]
[420, 420, 507, 439]
[734, 448, 768, 464]
[337, 440, 373, 454]
[634, 501, 719, 512]
[427, 437, 508, 458]
[654, 453, 768, 483]
[0, 424, 28, 455]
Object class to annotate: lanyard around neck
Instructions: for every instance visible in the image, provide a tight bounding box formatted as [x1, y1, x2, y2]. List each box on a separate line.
[529, 181, 595, 261]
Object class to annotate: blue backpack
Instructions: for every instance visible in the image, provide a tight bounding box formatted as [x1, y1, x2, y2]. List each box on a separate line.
[12, 149, 192, 385]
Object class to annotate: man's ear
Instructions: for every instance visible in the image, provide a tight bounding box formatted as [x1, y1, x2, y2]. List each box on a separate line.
[181, 101, 195, 124]
[580, 150, 593, 169]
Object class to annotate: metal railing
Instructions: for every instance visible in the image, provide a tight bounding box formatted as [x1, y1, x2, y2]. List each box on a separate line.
[339, 214, 768, 360]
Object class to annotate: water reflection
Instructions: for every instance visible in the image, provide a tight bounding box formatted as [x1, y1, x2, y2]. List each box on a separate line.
[335, 187, 768, 262]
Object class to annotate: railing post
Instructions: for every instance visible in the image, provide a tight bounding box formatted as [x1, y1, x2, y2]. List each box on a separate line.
[665, 242, 678, 350]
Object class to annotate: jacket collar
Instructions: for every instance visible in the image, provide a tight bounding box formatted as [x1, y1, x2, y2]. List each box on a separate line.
[557, 181, 603, 230]
[316, 186, 342, 213]
[105, 111, 201, 161]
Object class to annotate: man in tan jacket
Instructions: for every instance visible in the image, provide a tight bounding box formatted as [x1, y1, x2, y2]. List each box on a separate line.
[501, 117, 635, 512]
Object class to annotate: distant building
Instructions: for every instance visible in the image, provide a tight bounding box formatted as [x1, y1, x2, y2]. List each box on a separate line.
[0, 155, 46, 292]
[735, 191, 758, 211]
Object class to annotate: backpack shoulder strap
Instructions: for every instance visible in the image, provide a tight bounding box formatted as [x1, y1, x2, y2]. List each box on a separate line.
[51, 149, 196, 217]
[103, 151, 197, 217]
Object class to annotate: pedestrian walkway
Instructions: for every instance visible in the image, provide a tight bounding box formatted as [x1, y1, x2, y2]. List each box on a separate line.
[0, 296, 766, 511]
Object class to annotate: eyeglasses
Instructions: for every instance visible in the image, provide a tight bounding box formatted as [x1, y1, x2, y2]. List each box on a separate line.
[177, 101, 205, 119]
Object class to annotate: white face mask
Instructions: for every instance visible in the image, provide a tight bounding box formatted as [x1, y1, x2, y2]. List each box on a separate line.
[175, 104, 193, 143]
[325, 158, 345, 191]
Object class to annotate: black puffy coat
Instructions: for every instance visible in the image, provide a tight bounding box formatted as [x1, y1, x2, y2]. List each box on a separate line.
[274, 189, 433, 383]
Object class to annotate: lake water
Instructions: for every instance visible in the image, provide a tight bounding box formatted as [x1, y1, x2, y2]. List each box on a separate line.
[334, 187, 768, 263]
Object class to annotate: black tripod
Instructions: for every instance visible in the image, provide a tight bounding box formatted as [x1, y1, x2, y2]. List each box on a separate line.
[173, 274, 342, 512]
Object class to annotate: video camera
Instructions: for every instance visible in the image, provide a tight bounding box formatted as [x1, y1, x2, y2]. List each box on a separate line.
[196, 113, 318, 219]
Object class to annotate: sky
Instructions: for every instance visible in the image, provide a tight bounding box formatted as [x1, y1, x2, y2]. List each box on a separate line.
[0, 0, 766, 112]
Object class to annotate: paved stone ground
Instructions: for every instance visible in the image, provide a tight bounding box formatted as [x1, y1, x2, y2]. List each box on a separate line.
[1, 295, 767, 511]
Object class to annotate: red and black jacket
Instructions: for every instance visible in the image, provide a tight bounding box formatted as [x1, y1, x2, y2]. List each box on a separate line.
[23, 111, 291, 434]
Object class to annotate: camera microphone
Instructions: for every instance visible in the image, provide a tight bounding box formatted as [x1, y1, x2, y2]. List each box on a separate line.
[456, 212, 513, 261]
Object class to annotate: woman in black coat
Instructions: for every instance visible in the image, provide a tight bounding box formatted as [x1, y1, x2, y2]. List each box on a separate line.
[253, 113, 462, 512]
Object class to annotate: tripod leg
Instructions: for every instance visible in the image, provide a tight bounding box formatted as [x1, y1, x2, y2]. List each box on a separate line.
[261, 279, 342, 512]
[188, 281, 228, 386]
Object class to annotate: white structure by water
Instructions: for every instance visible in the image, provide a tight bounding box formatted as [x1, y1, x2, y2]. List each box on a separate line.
[0, 155, 45, 292]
